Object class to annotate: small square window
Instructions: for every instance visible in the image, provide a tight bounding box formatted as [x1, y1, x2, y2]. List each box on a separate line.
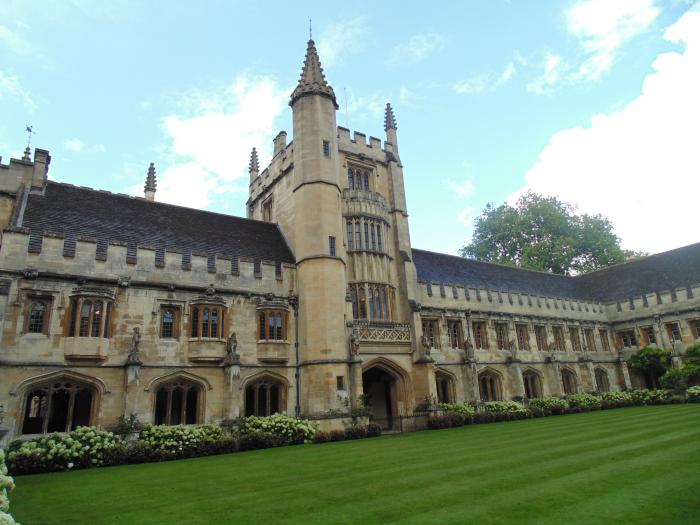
[322, 140, 330, 157]
[336, 376, 345, 391]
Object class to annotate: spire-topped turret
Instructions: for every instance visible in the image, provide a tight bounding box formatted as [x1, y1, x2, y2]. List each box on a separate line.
[384, 103, 397, 132]
[289, 39, 338, 109]
[144, 162, 157, 201]
[248, 147, 260, 184]
[384, 102, 399, 158]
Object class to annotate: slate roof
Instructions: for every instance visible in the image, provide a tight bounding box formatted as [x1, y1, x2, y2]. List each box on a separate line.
[413, 243, 700, 303]
[20, 182, 295, 266]
[412, 249, 577, 298]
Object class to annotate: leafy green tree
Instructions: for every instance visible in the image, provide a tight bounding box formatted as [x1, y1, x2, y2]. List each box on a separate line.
[660, 344, 700, 391]
[628, 346, 672, 389]
[460, 192, 642, 275]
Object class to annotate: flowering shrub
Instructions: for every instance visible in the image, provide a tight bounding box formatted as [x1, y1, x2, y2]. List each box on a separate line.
[6, 427, 120, 475]
[687, 386, 700, 402]
[528, 397, 568, 416]
[566, 393, 602, 411]
[137, 425, 224, 457]
[242, 414, 317, 445]
[482, 401, 530, 419]
[438, 403, 476, 418]
[0, 449, 18, 525]
[601, 391, 634, 408]
[629, 389, 670, 405]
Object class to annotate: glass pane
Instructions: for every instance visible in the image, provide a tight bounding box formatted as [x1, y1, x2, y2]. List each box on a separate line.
[259, 312, 266, 340]
[191, 307, 199, 337]
[162, 310, 174, 338]
[47, 389, 70, 433]
[69, 299, 78, 336]
[91, 301, 103, 337]
[71, 388, 92, 429]
[268, 312, 275, 339]
[103, 302, 111, 338]
[201, 307, 210, 338]
[276, 313, 283, 340]
[22, 390, 47, 434]
[79, 301, 91, 337]
[210, 308, 218, 339]
[28, 302, 46, 333]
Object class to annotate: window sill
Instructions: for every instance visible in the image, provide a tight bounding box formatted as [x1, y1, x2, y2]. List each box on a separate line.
[257, 339, 289, 344]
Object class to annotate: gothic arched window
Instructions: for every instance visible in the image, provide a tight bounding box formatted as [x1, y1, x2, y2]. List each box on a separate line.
[595, 368, 610, 393]
[479, 371, 502, 401]
[154, 379, 202, 425]
[562, 369, 578, 395]
[435, 371, 454, 403]
[522, 370, 543, 399]
[245, 377, 285, 416]
[21, 380, 95, 434]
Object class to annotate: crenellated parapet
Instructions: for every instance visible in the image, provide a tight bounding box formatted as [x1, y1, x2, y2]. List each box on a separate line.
[0, 228, 295, 293]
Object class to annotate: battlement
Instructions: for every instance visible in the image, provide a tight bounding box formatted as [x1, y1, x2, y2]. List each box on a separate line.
[0, 228, 295, 292]
[337, 127, 391, 162]
[0, 147, 51, 193]
[418, 280, 607, 321]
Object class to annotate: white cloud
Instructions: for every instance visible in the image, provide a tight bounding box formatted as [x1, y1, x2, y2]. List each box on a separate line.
[345, 89, 386, 122]
[446, 179, 475, 198]
[455, 61, 516, 95]
[0, 24, 36, 56]
[390, 33, 445, 65]
[526, 53, 567, 95]
[317, 16, 369, 68]
[527, 0, 660, 94]
[568, 0, 660, 80]
[144, 74, 287, 208]
[398, 87, 423, 107]
[64, 138, 85, 152]
[0, 70, 37, 110]
[513, 5, 700, 253]
[458, 207, 475, 227]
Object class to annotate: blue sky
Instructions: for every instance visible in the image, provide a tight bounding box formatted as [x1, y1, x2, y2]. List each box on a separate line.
[1, 0, 698, 256]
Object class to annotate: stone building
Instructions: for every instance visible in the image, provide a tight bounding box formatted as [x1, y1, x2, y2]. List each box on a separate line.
[1, 38, 699, 443]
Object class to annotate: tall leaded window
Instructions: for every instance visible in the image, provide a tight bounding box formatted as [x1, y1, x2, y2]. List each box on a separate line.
[642, 326, 656, 345]
[599, 329, 611, 351]
[347, 222, 353, 249]
[472, 321, 488, 349]
[161, 309, 176, 338]
[495, 323, 509, 350]
[569, 327, 582, 352]
[355, 223, 361, 251]
[371, 224, 376, 250]
[584, 328, 596, 351]
[348, 169, 354, 189]
[534, 325, 547, 351]
[516, 324, 529, 351]
[617, 330, 637, 348]
[522, 371, 542, 398]
[258, 310, 287, 342]
[190, 303, 225, 339]
[363, 172, 369, 191]
[329, 236, 336, 256]
[552, 326, 566, 351]
[350, 283, 393, 321]
[67, 295, 113, 338]
[359, 287, 367, 319]
[562, 369, 577, 394]
[422, 319, 438, 348]
[479, 371, 502, 401]
[447, 320, 462, 348]
[666, 322, 682, 342]
[154, 379, 202, 425]
[595, 368, 610, 392]
[364, 223, 370, 250]
[21, 380, 95, 434]
[436, 371, 454, 403]
[26, 299, 51, 334]
[377, 225, 382, 252]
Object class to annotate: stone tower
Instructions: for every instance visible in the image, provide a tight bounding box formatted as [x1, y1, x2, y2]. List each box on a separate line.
[289, 39, 349, 414]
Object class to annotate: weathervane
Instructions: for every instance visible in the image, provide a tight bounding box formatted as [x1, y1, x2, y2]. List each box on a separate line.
[26, 125, 34, 149]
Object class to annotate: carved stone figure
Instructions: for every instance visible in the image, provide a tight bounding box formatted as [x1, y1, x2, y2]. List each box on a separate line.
[126, 327, 142, 365]
[349, 328, 361, 357]
[464, 337, 475, 361]
[224, 332, 241, 366]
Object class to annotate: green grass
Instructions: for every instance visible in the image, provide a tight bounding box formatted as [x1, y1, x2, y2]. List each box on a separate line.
[10, 405, 700, 525]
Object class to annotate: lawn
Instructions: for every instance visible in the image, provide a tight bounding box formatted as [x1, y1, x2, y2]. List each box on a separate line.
[10, 405, 700, 525]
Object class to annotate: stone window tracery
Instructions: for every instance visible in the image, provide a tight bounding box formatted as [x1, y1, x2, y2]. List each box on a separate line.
[516, 324, 530, 351]
[350, 283, 394, 320]
[422, 319, 439, 348]
[472, 321, 488, 349]
[495, 322, 509, 350]
[67, 294, 113, 338]
[569, 327, 582, 352]
[665, 322, 682, 342]
[641, 326, 656, 346]
[190, 303, 225, 339]
[584, 328, 596, 351]
[160, 307, 180, 338]
[617, 330, 637, 348]
[522, 370, 542, 398]
[447, 320, 462, 349]
[599, 329, 611, 352]
[595, 368, 610, 392]
[21, 380, 95, 434]
[479, 371, 502, 401]
[561, 369, 577, 394]
[552, 326, 566, 351]
[245, 377, 285, 416]
[534, 325, 547, 351]
[154, 379, 202, 425]
[435, 371, 454, 403]
[258, 310, 286, 341]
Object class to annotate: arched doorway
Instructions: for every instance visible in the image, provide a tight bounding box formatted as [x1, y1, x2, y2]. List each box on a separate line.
[435, 370, 455, 403]
[561, 368, 578, 395]
[522, 370, 543, 399]
[363, 366, 399, 430]
[478, 369, 502, 401]
[244, 374, 287, 417]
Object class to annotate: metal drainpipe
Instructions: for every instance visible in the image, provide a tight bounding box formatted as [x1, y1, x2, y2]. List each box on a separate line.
[290, 294, 301, 417]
